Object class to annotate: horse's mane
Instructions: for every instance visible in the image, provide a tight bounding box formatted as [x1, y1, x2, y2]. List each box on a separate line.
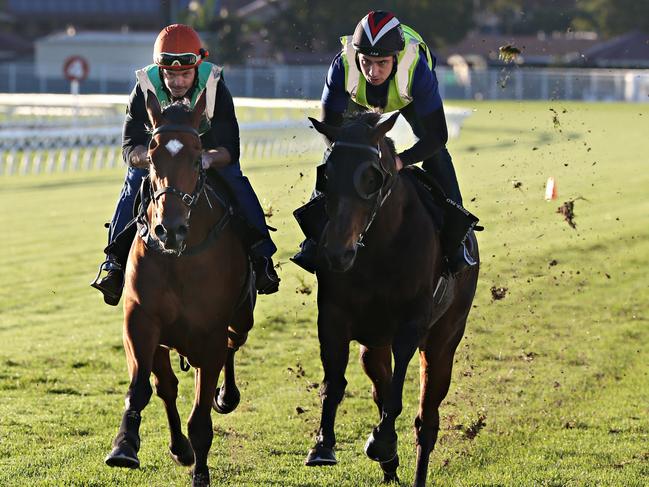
[342, 111, 397, 159]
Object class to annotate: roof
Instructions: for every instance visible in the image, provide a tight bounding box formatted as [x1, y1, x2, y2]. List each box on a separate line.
[440, 32, 600, 66]
[0, 31, 33, 60]
[582, 31, 649, 68]
[36, 31, 158, 46]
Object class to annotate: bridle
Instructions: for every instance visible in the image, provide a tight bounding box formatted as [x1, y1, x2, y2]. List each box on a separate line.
[139, 123, 232, 257]
[149, 124, 206, 211]
[326, 139, 396, 247]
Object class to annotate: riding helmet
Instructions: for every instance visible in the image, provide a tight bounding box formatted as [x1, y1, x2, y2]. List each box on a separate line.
[153, 24, 208, 70]
[352, 11, 405, 57]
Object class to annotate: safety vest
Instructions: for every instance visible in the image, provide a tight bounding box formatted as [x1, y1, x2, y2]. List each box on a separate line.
[340, 25, 433, 113]
[135, 61, 222, 135]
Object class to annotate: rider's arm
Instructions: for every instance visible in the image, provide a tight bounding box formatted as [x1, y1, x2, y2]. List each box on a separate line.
[122, 84, 151, 168]
[320, 53, 347, 129]
[200, 77, 239, 169]
[397, 53, 448, 166]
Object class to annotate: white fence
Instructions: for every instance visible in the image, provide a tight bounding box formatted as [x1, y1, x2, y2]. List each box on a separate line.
[1, 62, 648, 102]
[0, 94, 471, 176]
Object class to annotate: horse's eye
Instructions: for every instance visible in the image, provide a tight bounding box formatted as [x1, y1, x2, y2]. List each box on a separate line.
[361, 167, 382, 194]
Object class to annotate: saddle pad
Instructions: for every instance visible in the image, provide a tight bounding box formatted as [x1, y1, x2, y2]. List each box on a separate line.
[400, 166, 446, 229]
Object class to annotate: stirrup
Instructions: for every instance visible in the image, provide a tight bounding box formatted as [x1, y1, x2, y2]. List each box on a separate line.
[90, 259, 124, 306]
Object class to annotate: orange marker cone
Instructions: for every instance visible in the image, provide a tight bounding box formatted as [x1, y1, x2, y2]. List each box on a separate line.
[545, 177, 557, 200]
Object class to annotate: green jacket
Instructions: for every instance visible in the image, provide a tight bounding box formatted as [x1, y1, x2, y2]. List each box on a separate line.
[135, 61, 223, 134]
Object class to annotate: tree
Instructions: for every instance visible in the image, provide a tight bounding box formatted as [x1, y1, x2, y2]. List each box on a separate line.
[475, 0, 583, 35]
[265, 0, 475, 54]
[578, 0, 649, 36]
[181, 0, 252, 65]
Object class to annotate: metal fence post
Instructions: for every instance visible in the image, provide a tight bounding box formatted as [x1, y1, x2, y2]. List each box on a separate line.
[9, 64, 16, 93]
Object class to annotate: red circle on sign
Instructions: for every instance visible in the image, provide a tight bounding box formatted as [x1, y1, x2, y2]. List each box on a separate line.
[63, 56, 89, 81]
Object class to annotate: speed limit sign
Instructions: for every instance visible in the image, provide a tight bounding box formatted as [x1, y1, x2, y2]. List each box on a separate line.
[63, 56, 89, 82]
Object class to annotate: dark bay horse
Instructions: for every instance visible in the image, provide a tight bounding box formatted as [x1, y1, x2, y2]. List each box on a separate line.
[104, 91, 253, 487]
[305, 113, 479, 486]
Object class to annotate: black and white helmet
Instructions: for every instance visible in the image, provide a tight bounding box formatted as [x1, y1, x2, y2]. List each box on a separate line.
[352, 11, 405, 57]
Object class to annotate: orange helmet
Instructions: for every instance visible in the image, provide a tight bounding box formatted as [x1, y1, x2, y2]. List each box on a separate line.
[153, 24, 208, 70]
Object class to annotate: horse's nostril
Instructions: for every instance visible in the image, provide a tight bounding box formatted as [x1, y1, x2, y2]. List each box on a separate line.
[154, 224, 167, 242]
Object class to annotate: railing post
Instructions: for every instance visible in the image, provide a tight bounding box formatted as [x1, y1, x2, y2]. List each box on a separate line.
[9, 63, 16, 93]
[245, 67, 253, 97]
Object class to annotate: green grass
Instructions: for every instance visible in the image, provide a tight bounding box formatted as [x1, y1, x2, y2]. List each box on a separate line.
[0, 101, 647, 486]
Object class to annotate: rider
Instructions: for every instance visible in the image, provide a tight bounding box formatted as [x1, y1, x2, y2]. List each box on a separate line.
[292, 10, 477, 275]
[92, 24, 280, 305]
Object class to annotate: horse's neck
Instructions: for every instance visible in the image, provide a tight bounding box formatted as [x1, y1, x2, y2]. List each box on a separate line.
[186, 189, 228, 245]
[368, 176, 413, 249]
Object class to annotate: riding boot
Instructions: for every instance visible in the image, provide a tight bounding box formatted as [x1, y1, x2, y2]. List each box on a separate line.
[291, 238, 318, 274]
[422, 149, 478, 275]
[252, 255, 280, 294]
[291, 193, 327, 274]
[90, 255, 124, 306]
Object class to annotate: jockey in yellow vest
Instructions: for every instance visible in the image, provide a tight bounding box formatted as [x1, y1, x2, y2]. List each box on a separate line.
[339, 23, 433, 113]
[292, 11, 477, 276]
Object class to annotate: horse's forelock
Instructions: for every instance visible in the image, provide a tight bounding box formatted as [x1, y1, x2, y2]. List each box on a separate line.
[340, 112, 396, 159]
[161, 101, 193, 125]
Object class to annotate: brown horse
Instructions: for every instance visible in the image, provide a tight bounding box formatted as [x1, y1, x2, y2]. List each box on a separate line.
[304, 113, 479, 486]
[104, 91, 253, 487]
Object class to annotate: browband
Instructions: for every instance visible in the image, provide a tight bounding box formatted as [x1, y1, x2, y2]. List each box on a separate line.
[331, 141, 380, 157]
[151, 124, 199, 138]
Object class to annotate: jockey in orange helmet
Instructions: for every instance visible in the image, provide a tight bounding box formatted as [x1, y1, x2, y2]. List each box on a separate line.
[92, 24, 280, 305]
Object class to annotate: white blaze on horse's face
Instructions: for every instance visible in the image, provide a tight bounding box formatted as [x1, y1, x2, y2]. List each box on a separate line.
[165, 139, 183, 157]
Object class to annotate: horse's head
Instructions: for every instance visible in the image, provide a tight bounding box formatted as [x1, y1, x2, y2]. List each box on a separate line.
[145, 90, 206, 253]
[309, 112, 399, 272]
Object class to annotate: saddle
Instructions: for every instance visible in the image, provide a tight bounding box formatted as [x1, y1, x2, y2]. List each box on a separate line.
[402, 166, 481, 256]
[293, 164, 481, 257]
[105, 169, 264, 269]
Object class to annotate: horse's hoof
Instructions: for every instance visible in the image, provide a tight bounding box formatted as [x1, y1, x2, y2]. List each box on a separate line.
[105, 442, 139, 469]
[382, 473, 399, 484]
[364, 428, 397, 463]
[192, 469, 210, 487]
[382, 472, 399, 484]
[212, 386, 240, 414]
[305, 444, 337, 466]
[169, 435, 195, 467]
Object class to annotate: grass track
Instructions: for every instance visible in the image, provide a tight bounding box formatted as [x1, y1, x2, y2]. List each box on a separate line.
[0, 101, 647, 486]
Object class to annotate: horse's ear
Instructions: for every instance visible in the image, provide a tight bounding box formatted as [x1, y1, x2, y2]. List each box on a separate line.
[190, 90, 207, 130]
[309, 117, 341, 144]
[145, 90, 163, 128]
[369, 112, 400, 144]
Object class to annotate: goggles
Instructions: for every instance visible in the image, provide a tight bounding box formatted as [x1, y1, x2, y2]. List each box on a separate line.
[155, 52, 202, 68]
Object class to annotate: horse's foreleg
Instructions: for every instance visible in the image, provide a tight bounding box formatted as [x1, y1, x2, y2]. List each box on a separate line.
[305, 318, 350, 467]
[214, 295, 254, 415]
[413, 325, 465, 487]
[365, 322, 418, 479]
[105, 313, 160, 469]
[152, 346, 194, 467]
[359, 345, 392, 417]
[360, 345, 400, 483]
[212, 336, 242, 415]
[188, 352, 225, 487]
